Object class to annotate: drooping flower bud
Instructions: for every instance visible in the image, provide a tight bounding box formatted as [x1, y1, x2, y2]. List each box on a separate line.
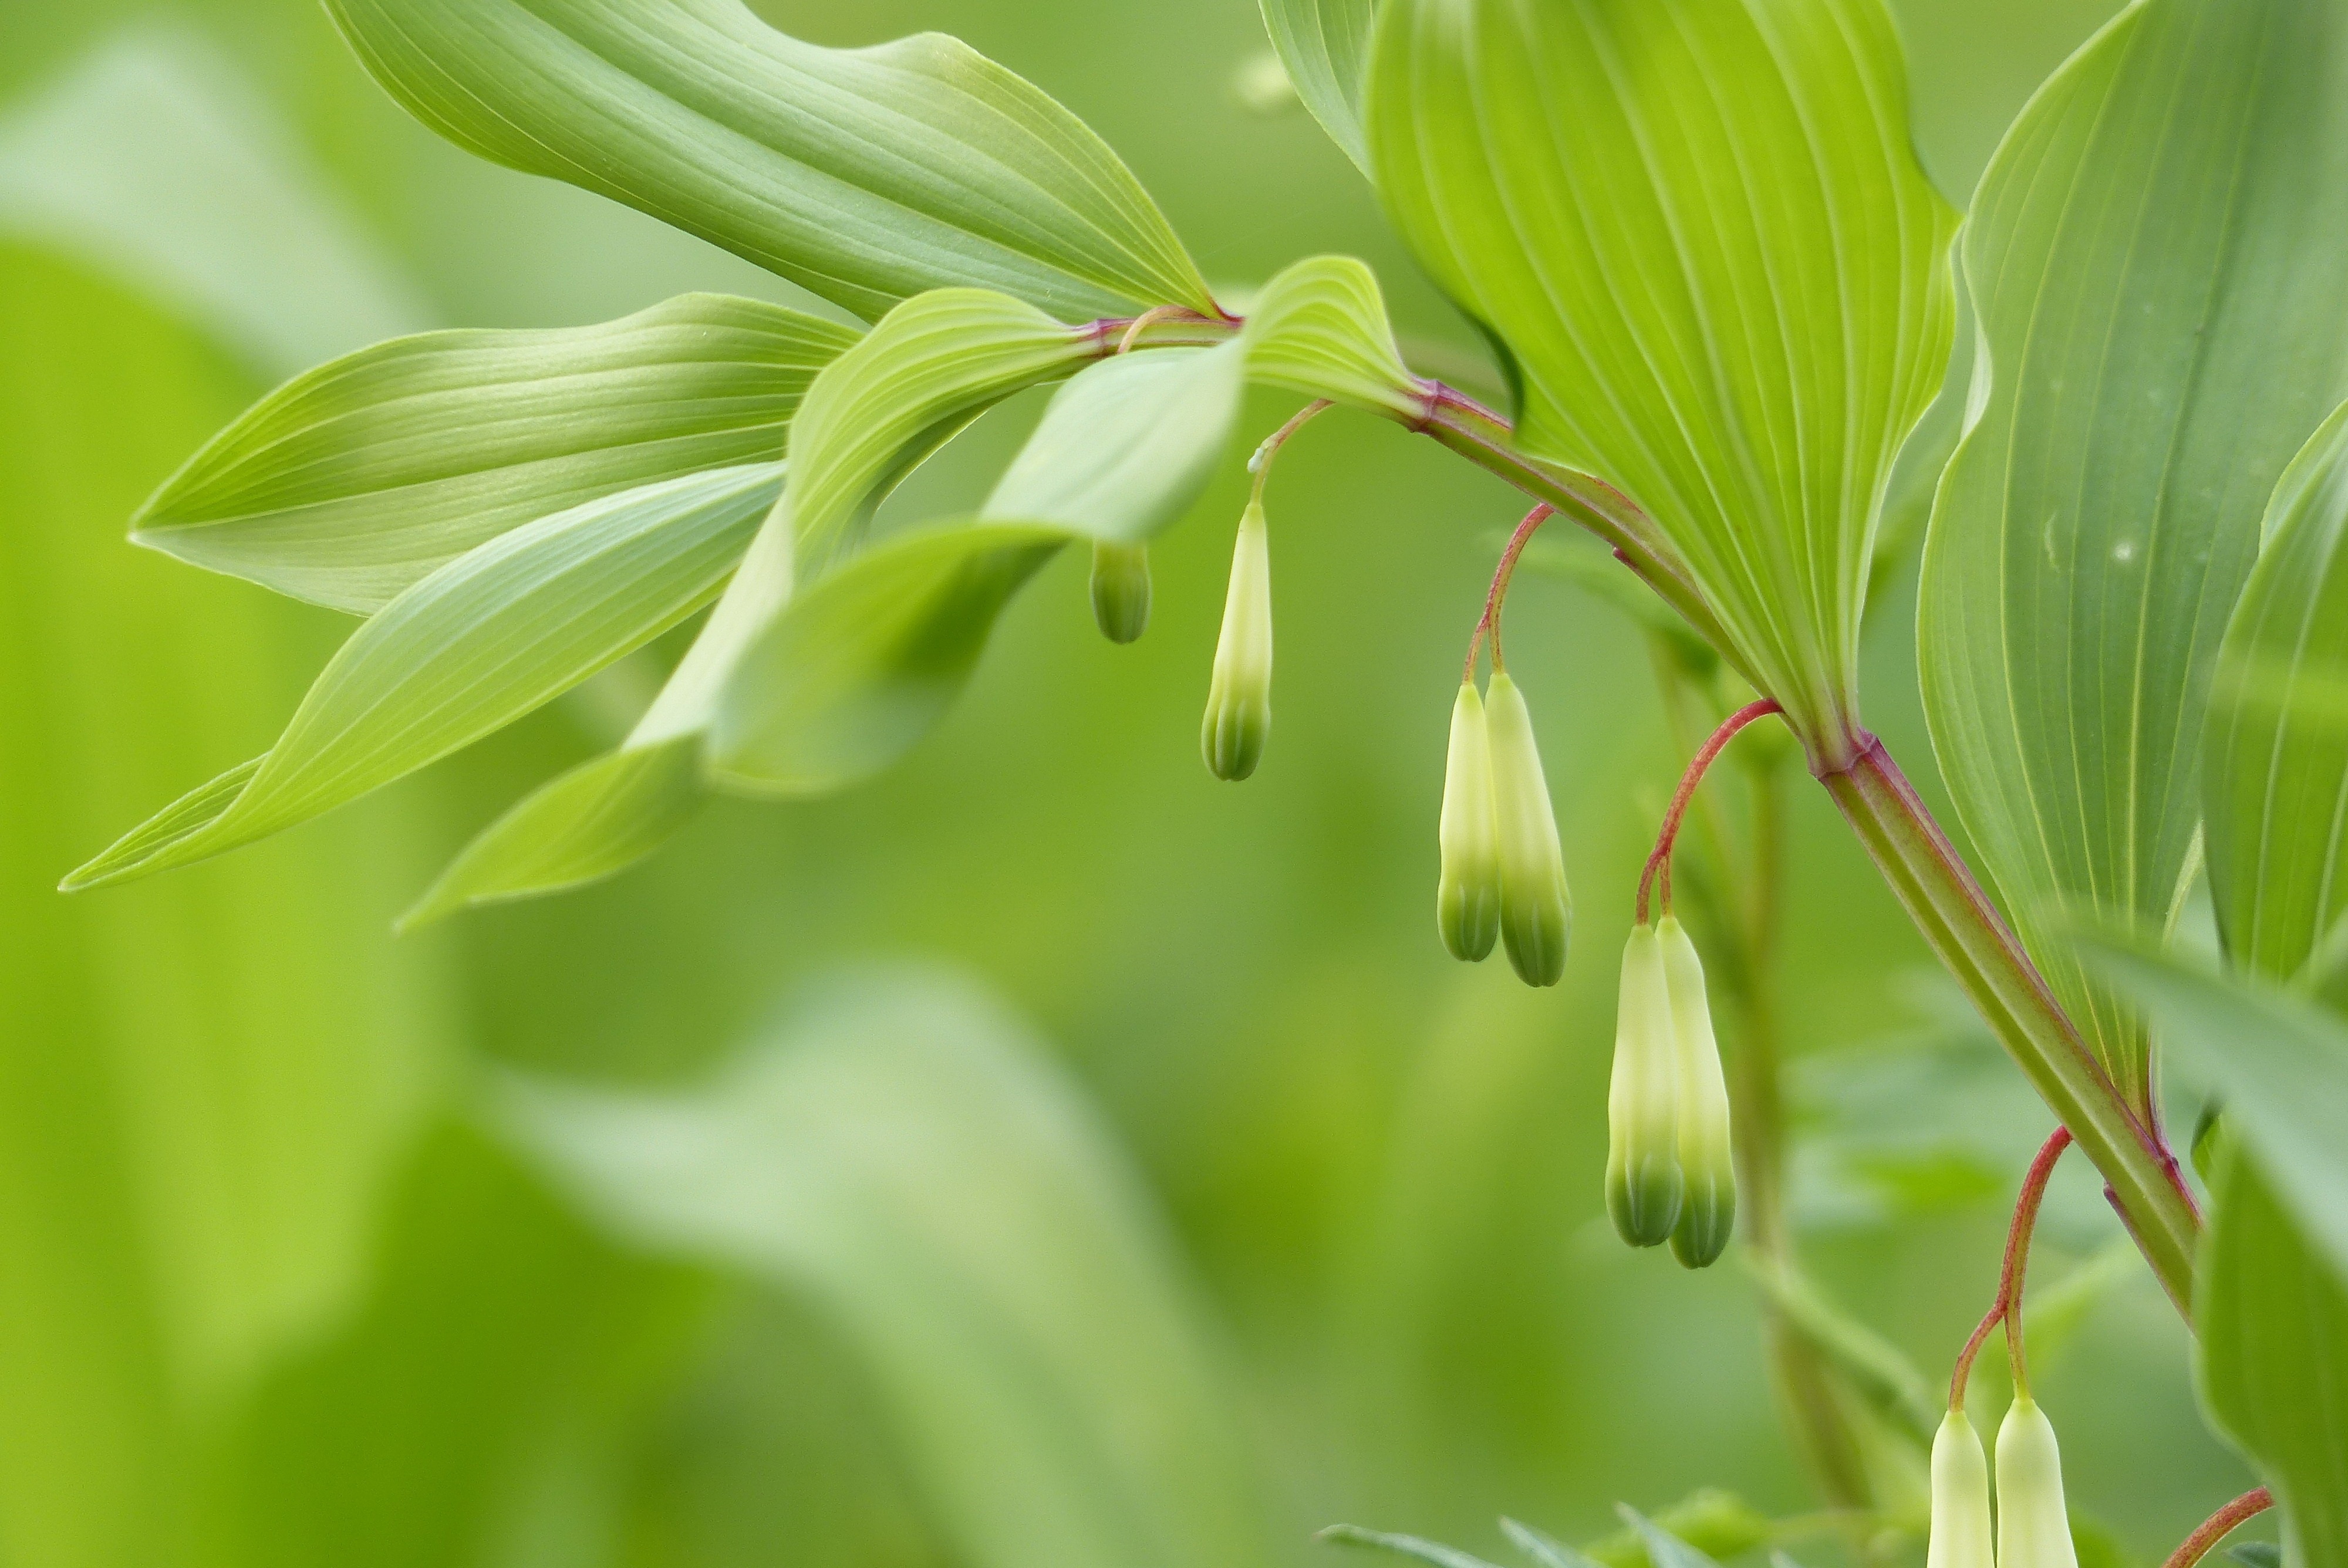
[1658, 916, 1736, 1268]
[1090, 541, 1152, 644]
[1996, 1398, 2081, 1568]
[1926, 1411, 1994, 1568]
[1483, 672, 1571, 985]
[1437, 681, 1501, 961]
[1607, 924, 1683, 1248]
[1202, 501, 1273, 780]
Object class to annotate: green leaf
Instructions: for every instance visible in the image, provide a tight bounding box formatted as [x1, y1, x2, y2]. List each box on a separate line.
[1741, 1253, 1939, 1447]
[134, 295, 858, 614]
[1502, 1519, 1605, 1568]
[2199, 1153, 2348, 1568]
[2206, 399, 2348, 998]
[398, 735, 706, 930]
[495, 967, 1277, 1568]
[1366, 0, 1956, 755]
[1921, 0, 2348, 1115]
[711, 522, 1067, 796]
[783, 289, 1098, 575]
[983, 344, 1249, 543]
[1259, 0, 1375, 173]
[1240, 253, 1423, 422]
[1617, 1509, 1726, 1568]
[1583, 1495, 1772, 1568]
[2079, 939, 2348, 1286]
[66, 464, 780, 890]
[322, 0, 1216, 323]
[1318, 1524, 1507, 1568]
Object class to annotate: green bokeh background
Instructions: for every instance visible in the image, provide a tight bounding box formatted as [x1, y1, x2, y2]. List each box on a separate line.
[0, 2, 2257, 1565]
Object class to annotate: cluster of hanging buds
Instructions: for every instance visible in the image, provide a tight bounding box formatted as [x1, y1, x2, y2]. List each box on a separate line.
[1199, 403, 1327, 780]
[1604, 698, 1778, 1268]
[1435, 505, 1573, 985]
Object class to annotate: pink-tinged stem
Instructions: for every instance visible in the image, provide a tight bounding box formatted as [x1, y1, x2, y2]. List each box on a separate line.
[1950, 1127, 2073, 1407]
[1635, 699, 1784, 924]
[2159, 1491, 2275, 1568]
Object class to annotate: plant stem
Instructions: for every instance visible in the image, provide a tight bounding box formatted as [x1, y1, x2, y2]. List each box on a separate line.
[1465, 503, 1556, 678]
[1950, 1127, 2072, 1407]
[1637, 698, 1783, 922]
[1817, 736, 2199, 1315]
[2159, 1491, 2274, 1568]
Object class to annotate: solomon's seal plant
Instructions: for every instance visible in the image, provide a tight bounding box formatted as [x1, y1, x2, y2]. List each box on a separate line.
[58, 0, 2348, 1560]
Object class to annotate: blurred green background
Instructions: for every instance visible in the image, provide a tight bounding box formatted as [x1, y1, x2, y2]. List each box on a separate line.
[0, 2, 2259, 1566]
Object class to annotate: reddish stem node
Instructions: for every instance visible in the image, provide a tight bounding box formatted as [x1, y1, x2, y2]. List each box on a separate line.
[2158, 1490, 2274, 1568]
[1949, 1126, 2073, 1408]
[1634, 698, 1784, 924]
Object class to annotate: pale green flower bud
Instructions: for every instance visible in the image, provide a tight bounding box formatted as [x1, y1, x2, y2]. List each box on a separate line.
[1607, 924, 1683, 1247]
[1927, 1411, 1994, 1568]
[1996, 1398, 2080, 1568]
[1202, 501, 1273, 780]
[1437, 681, 1502, 961]
[1090, 541, 1152, 644]
[1658, 916, 1736, 1268]
[1484, 672, 1571, 986]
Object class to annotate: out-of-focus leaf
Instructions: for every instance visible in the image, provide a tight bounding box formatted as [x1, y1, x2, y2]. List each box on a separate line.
[2199, 1153, 2348, 1568]
[1241, 253, 1422, 421]
[1516, 538, 1718, 681]
[1367, 0, 1956, 753]
[1585, 1495, 1771, 1568]
[2023, 1239, 2144, 1380]
[2229, 1545, 2285, 1568]
[1741, 1255, 1939, 1447]
[1921, 0, 2348, 1116]
[68, 465, 781, 891]
[135, 295, 858, 614]
[982, 346, 1248, 542]
[0, 241, 446, 1559]
[2080, 939, 2348, 1285]
[712, 523, 1065, 796]
[399, 736, 706, 930]
[2070, 1513, 2140, 1568]
[1503, 1518, 1604, 1568]
[1320, 1524, 1507, 1568]
[2206, 400, 2348, 1000]
[322, 0, 1215, 323]
[497, 968, 1277, 1568]
[1259, 0, 1374, 173]
[1617, 1508, 1727, 1568]
[0, 28, 430, 378]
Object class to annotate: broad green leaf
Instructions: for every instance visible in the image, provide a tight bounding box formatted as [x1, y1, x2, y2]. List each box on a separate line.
[983, 345, 1249, 542]
[711, 523, 1066, 796]
[1241, 254, 1423, 422]
[2080, 940, 2348, 1285]
[66, 464, 781, 890]
[1366, 0, 1957, 756]
[1259, 0, 1375, 174]
[496, 967, 1277, 1568]
[0, 241, 448, 1562]
[2199, 1154, 2348, 1568]
[407, 291, 1097, 918]
[782, 289, 1098, 575]
[2205, 400, 2348, 999]
[322, 0, 1216, 323]
[398, 735, 706, 930]
[1319, 1524, 1506, 1568]
[0, 28, 431, 379]
[1921, 0, 2348, 1114]
[134, 295, 858, 614]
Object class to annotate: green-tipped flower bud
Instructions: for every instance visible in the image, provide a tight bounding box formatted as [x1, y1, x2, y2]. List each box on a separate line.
[1607, 924, 1684, 1247]
[1202, 501, 1273, 780]
[1090, 540, 1152, 644]
[1996, 1399, 2080, 1568]
[1659, 917, 1736, 1268]
[1927, 1411, 1994, 1568]
[1437, 681, 1502, 961]
[1483, 672, 1571, 985]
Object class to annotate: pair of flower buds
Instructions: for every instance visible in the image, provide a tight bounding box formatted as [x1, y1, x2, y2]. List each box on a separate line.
[1435, 676, 1573, 985]
[1928, 1401, 2080, 1568]
[1607, 918, 1736, 1268]
[1083, 502, 1273, 782]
